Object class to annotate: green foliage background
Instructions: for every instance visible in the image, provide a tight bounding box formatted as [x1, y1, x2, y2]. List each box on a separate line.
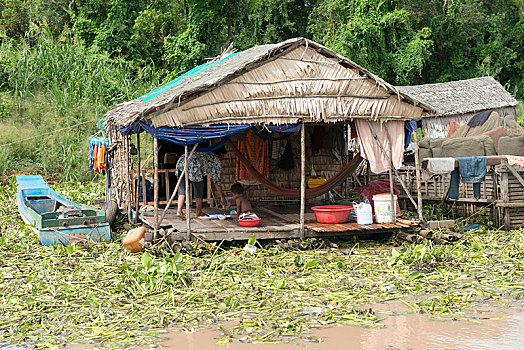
[0, 0, 523, 180]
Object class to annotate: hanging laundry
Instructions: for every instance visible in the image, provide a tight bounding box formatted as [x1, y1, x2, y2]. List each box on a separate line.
[326, 125, 347, 161]
[507, 156, 524, 167]
[355, 120, 404, 174]
[236, 129, 269, 184]
[404, 120, 417, 149]
[422, 158, 455, 181]
[278, 139, 295, 170]
[448, 156, 487, 200]
[89, 135, 109, 174]
[271, 137, 286, 160]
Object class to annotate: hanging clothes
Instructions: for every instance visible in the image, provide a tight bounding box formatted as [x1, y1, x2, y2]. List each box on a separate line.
[404, 120, 417, 149]
[447, 119, 460, 137]
[278, 140, 295, 170]
[422, 158, 455, 181]
[89, 135, 109, 174]
[235, 129, 269, 184]
[326, 125, 348, 161]
[355, 120, 404, 174]
[448, 156, 487, 200]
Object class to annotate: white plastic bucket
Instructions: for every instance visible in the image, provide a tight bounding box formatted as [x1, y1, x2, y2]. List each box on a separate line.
[373, 194, 397, 223]
[353, 201, 373, 225]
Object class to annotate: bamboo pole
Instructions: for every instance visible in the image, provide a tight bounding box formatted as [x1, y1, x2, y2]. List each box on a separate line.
[125, 135, 132, 223]
[384, 125, 396, 224]
[182, 115, 419, 126]
[157, 144, 198, 227]
[365, 120, 418, 210]
[300, 122, 306, 240]
[184, 145, 191, 240]
[153, 137, 159, 232]
[412, 129, 424, 222]
[224, 77, 368, 85]
[135, 133, 141, 225]
[182, 94, 390, 112]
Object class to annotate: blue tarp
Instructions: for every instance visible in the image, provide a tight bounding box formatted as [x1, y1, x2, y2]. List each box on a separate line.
[119, 120, 302, 148]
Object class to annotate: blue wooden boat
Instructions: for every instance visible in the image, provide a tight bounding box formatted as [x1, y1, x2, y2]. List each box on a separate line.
[16, 175, 111, 246]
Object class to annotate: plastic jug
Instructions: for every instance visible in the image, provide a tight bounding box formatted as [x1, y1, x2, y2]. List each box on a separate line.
[353, 201, 373, 225]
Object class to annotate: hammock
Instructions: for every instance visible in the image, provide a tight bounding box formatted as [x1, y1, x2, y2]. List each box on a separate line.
[228, 140, 362, 198]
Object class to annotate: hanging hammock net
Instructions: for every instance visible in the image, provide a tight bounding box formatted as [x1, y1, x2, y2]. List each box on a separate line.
[227, 140, 362, 198]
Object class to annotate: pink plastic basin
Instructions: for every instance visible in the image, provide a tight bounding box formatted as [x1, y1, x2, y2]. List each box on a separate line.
[238, 218, 261, 227]
[311, 205, 353, 224]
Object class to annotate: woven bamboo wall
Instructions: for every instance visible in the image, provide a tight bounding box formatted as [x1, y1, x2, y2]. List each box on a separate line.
[107, 124, 131, 209]
[220, 130, 348, 202]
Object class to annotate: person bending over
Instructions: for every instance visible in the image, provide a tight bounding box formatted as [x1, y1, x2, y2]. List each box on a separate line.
[176, 152, 227, 219]
[230, 182, 253, 219]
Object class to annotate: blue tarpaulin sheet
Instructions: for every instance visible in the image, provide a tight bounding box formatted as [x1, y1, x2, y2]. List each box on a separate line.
[119, 120, 302, 148]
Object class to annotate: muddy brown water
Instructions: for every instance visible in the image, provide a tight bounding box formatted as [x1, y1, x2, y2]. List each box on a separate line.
[157, 306, 524, 350]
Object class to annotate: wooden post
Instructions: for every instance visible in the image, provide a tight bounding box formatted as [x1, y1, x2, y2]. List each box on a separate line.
[184, 145, 191, 240]
[135, 133, 141, 225]
[384, 125, 396, 224]
[412, 129, 424, 222]
[158, 143, 198, 227]
[125, 135, 132, 223]
[299, 122, 306, 240]
[153, 137, 159, 232]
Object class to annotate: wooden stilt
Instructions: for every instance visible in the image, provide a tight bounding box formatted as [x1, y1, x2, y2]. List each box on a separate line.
[412, 129, 424, 222]
[153, 137, 159, 232]
[125, 135, 132, 223]
[157, 143, 198, 227]
[184, 145, 191, 240]
[384, 126, 396, 224]
[135, 133, 141, 225]
[299, 122, 306, 240]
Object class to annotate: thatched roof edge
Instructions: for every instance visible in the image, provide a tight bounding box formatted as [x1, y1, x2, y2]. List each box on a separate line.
[397, 76, 518, 118]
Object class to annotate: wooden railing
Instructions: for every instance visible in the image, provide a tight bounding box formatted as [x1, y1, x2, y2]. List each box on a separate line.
[129, 169, 214, 207]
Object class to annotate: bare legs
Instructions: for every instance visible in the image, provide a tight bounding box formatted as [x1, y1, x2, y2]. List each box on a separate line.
[176, 195, 186, 220]
[177, 182, 223, 219]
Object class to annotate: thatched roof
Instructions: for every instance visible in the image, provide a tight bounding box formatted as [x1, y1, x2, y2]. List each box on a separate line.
[397, 76, 518, 118]
[105, 37, 428, 128]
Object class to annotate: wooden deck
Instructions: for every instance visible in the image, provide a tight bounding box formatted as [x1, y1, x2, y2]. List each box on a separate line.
[140, 204, 419, 241]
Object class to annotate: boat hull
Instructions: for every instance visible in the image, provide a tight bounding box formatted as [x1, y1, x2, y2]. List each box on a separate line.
[16, 175, 111, 246]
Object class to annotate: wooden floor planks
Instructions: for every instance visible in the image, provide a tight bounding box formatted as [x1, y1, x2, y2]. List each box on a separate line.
[139, 204, 419, 241]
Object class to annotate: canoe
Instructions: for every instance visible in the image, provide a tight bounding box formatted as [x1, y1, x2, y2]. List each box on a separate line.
[16, 175, 111, 246]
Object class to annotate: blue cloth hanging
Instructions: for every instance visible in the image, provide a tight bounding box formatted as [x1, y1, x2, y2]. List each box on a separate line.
[404, 120, 418, 149]
[119, 120, 302, 148]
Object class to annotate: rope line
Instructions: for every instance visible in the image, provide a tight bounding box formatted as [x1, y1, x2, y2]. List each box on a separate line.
[0, 120, 95, 148]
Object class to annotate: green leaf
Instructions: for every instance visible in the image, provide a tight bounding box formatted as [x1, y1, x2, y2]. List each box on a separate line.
[408, 271, 422, 281]
[268, 247, 279, 254]
[294, 254, 304, 267]
[141, 252, 153, 269]
[247, 234, 256, 246]
[305, 259, 320, 269]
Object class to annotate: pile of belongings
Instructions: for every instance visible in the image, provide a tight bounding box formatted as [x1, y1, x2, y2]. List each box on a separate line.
[419, 110, 524, 160]
[419, 110, 524, 200]
[239, 213, 259, 221]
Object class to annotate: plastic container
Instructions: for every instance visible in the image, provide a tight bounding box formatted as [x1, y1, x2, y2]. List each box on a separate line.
[373, 194, 398, 223]
[238, 218, 261, 227]
[311, 205, 352, 224]
[307, 177, 326, 189]
[122, 226, 146, 253]
[353, 201, 373, 225]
